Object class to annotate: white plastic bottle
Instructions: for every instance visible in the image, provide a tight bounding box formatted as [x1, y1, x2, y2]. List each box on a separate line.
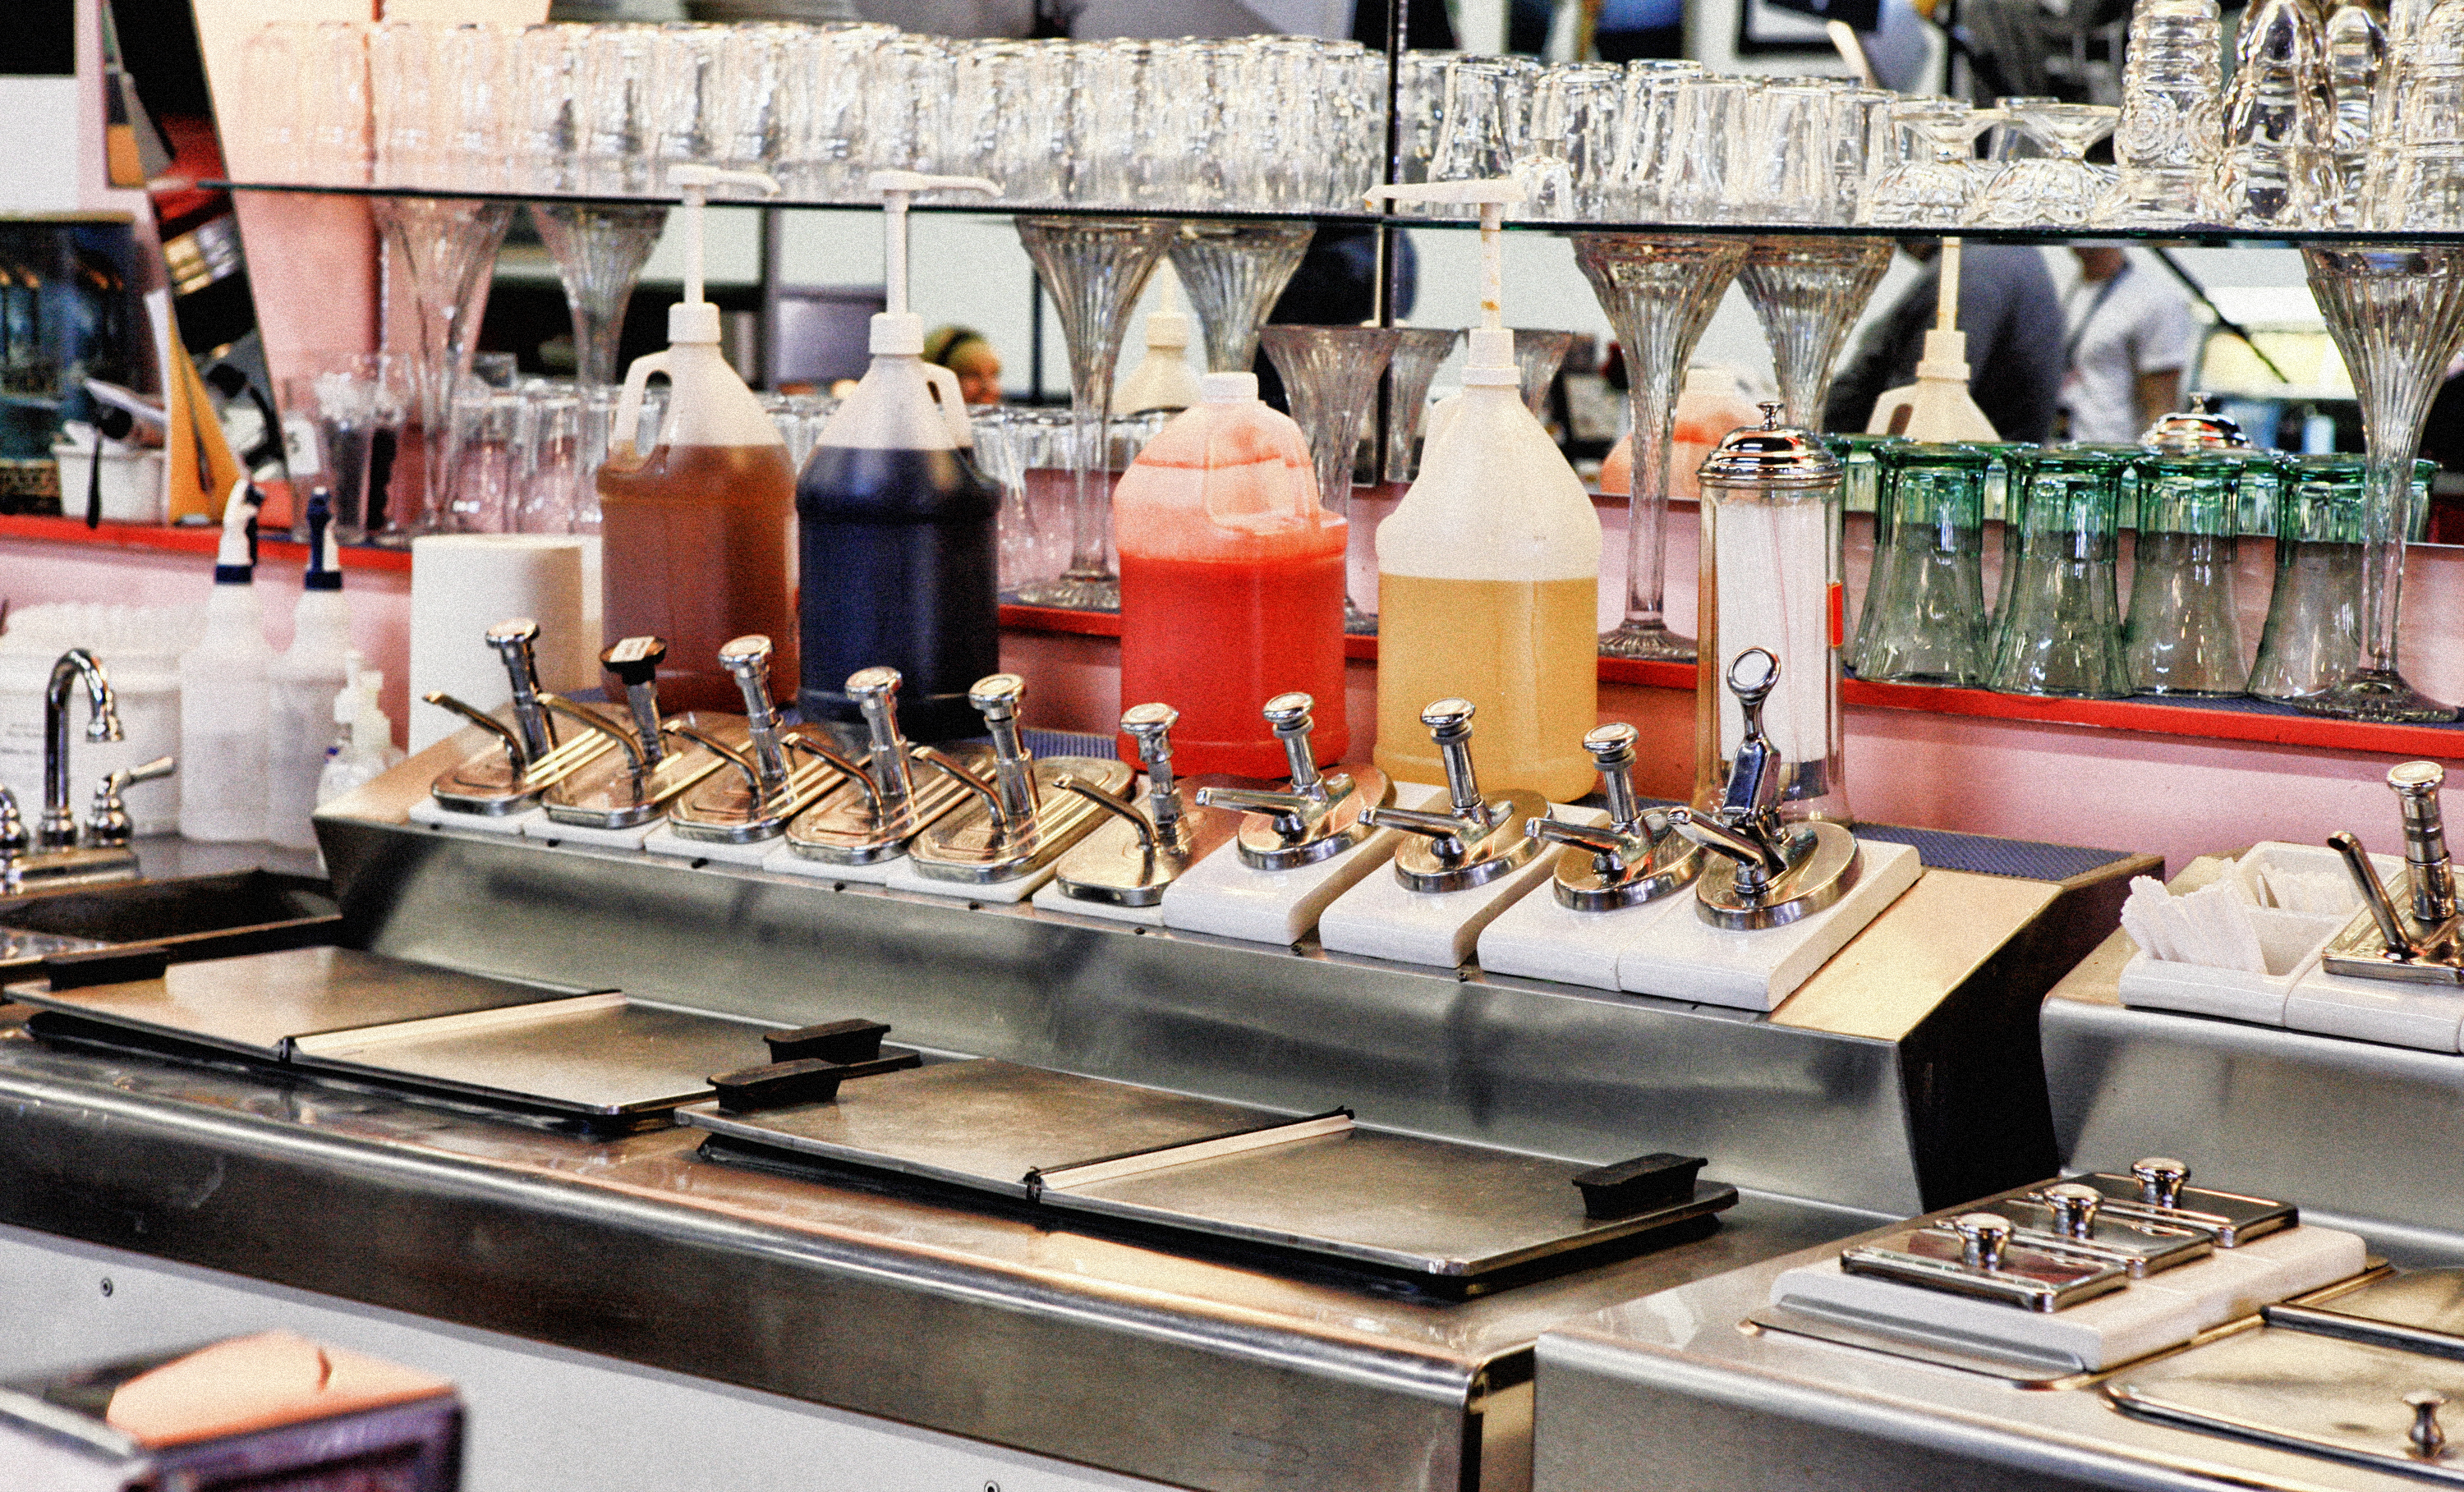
[1112, 270, 1201, 416]
[178, 482, 273, 841]
[1365, 180, 1602, 801]
[316, 662, 404, 806]
[265, 491, 352, 849]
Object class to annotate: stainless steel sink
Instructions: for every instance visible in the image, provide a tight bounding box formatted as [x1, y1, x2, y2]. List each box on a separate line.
[0, 870, 338, 969]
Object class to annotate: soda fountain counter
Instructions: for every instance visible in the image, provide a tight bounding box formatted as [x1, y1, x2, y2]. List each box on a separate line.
[1525, 809, 2464, 1492]
[0, 710, 2149, 1492]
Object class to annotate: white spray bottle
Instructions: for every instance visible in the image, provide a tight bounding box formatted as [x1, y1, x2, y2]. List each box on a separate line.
[178, 479, 274, 841]
[265, 490, 353, 849]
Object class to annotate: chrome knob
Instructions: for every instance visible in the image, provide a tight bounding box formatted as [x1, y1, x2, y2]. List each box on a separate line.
[719, 636, 788, 792]
[1584, 723, 1645, 832]
[968, 673, 1036, 820]
[1263, 692, 1325, 797]
[2132, 1157, 2189, 1209]
[2043, 1182, 2103, 1240]
[0, 787, 26, 859]
[1951, 1212, 2012, 1273]
[847, 667, 914, 806]
[486, 617, 554, 760]
[1122, 703, 1182, 837]
[2391, 761, 2457, 926]
[1421, 699, 1486, 821]
[2409, 1391, 2448, 1458]
[601, 636, 669, 765]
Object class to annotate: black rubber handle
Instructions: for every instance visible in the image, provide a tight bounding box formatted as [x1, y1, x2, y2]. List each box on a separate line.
[41, 945, 172, 991]
[600, 636, 669, 688]
[765, 1017, 891, 1065]
[1571, 1153, 1706, 1219]
[710, 1049, 920, 1113]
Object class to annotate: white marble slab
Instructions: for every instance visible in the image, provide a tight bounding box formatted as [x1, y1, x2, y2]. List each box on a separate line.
[2284, 965, 2464, 1052]
[1475, 866, 1696, 989]
[1616, 839, 1924, 1012]
[640, 823, 784, 866]
[408, 796, 542, 838]
[520, 815, 655, 851]
[1768, 1256, 2206, 1371]
[1160, 784, 1443, 947]
[1317, 804, 1605, 970]
[1030, 880, 1167, 926]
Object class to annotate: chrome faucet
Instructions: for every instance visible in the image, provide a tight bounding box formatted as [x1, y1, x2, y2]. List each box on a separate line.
[42, 650, 122, 849]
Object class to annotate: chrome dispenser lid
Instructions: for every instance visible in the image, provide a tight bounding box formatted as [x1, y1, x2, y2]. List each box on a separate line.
[2140, 393, 2253, 450]
[1698, 402, 1842, 490]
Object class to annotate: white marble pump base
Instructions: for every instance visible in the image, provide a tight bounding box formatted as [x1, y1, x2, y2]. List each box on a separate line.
[408, 797, 541, 838]
[1030, 880, 1167, 927]
[760, 842, 905, 885]
[1160, 784, 1443, 947]
[520, 815, 656, 851]
[881, 852, 1058, 904]
[641, 823, 784, 866]
[2285, 964, 2464, 1052]
[1316, 803, 1606, 970]
[1616, 839, 1924, 1012]
[1770, 1222, 2367, 1372]
[1477, 868, 1694, 989]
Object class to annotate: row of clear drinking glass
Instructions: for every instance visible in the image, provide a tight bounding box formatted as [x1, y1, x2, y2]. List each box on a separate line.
[230, 20, 1386, 214]
[1848, 437, 2431, 703]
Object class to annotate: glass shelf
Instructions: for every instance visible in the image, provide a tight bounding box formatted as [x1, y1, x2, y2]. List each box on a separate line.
[201, 181, 2464, 248]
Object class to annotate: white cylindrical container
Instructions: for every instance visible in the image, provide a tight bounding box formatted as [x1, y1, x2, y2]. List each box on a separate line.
[407, 535, 589, 752]
[1694, 402, 1849, 823]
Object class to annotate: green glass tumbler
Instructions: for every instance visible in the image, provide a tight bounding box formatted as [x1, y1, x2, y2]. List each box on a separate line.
[1855, 442, 1993, 684]
[2125, 449, 2264, 696]
[1988, 445, 2131, 697]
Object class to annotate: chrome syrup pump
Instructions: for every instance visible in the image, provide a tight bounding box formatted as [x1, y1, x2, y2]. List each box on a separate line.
[1360, 699, 1546, 893]
[782, 667, 993, 865]
[1194, 693, 1394, 870]
[1665, 649, 1863, 929]
[539, 636, 735, 829]
[425, 618, 619, 814]
[2324, 761, 2464, 982]
[906, 673, 1131, 884]
[1050, 704, 1240, 907]
[1525, 723, 1702, 911]
[666, 636, 846, 842]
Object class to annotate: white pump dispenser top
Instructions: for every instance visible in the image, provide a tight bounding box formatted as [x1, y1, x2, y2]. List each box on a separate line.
[867, 169, 1000, 356]
[610, 163, 788, 453]
[212, 477, 259, 580]
[1115, 266, 1202, 415]
[813, 170, 1000, 454]
[1369, 179, 1524, 388]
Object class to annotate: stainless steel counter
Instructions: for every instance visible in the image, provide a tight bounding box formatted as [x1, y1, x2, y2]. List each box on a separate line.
[0, 1008, 1869, 1492]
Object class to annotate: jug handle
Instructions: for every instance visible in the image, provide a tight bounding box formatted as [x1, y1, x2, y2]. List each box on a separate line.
[919, 362, 973, 448]
[612, 351, 675, 457]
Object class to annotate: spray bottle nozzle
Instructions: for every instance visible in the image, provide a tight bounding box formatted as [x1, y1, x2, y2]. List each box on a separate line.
[1368, 179, 1527, 382]
[665, 165, 779, 344]
[213, 478, 263, 582]
[303, 489, 341, 592]
[867, 171, 1001, 355]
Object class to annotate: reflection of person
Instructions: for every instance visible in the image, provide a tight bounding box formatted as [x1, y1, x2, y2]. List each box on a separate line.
[1823, 241, 2066, 443]
[923, 325, 1003, 405]
[2058, 246, 2194, 443]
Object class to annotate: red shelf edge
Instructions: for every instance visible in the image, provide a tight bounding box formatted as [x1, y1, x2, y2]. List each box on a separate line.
[0, 513, 413, 572]
[1000, 603, 2464, 760]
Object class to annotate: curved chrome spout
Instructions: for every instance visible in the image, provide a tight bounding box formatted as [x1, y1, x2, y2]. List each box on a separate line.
[913, 746, 1006, 824]
[540, 696, 646, 777]
[424, 693, 528, 778]
[784, 731, 882, 821]
[1056, 774, 1158, 852]
[44, 650, 122, 848]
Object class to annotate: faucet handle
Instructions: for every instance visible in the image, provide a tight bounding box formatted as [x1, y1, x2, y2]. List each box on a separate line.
[1717, 648, 1784, 823]
[968, 673, 1037, 819]
[1951, 1212, 2013, 1273]
[84, 755, 175, 848]
[1584, 723, 1646, 830]
[1122, 703, 1178, 770]
[719, 636, 789, 792]
[0, 787, 27, 858]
